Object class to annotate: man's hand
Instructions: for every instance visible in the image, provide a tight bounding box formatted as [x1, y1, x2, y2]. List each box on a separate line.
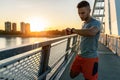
[66, 28, 75, 35]
[66, 28, 72, 35]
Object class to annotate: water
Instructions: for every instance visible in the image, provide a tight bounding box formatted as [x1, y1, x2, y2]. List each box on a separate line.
[0, 37, 49, 49]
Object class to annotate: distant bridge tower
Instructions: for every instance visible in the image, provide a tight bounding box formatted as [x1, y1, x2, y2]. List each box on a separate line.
[92, 0, 120, 36]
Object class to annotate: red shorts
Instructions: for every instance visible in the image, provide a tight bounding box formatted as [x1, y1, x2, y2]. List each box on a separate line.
[70, 55, 98, 80]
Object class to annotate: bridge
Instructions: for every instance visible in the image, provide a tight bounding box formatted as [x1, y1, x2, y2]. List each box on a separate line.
[0, 0, 120, 80]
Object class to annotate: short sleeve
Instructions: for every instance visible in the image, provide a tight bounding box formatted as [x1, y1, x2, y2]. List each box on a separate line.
[91, 20, 101, 31]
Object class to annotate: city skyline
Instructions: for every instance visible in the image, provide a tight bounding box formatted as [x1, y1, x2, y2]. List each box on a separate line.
[0, 0, 94, 31]
[4, 21, 31, 33]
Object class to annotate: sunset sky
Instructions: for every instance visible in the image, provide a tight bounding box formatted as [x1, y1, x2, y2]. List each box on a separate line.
[0, 0, 94, 31]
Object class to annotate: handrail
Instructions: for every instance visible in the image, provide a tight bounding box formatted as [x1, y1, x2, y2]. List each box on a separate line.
[0, 34, 79, 80]
[99, 33, 120, 55]
[0, 48, 42, 68]
[0, 34, 77, 60]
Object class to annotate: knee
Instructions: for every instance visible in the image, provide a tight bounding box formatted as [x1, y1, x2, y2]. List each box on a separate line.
[70, 71, 79, 79]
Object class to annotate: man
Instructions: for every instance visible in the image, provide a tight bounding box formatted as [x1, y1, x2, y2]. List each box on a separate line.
[66, 1, 101, 80]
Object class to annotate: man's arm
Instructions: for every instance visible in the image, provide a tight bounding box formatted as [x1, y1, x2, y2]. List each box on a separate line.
[72, 27, 99, 37]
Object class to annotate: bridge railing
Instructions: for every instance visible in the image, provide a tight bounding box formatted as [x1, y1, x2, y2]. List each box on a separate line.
[99, 33, 120, 55]
[0, 34, 80, 80]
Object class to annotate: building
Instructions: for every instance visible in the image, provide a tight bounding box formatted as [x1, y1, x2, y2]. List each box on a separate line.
[20, 22, 25, 34]
[5, 21, 11, 32]
[12, 23, 17, 32]
[20, 22, 31, 34]
[25, 23, 30, 34]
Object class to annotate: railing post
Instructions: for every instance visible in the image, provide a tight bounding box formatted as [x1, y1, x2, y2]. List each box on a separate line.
[107, 35, 109, 47]
[71, 35, 77, 53]
[38, 45, 51, 80]
[117, 37, 120, 56]
[116, 37, 118, 54]
[105, 34, 108, 46]
[65, 38, 71, 60]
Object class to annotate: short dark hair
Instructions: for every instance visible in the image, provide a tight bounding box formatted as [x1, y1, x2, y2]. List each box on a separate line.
[77, 1, 90, 8]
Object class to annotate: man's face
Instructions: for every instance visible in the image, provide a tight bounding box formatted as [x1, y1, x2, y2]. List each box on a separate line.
[78, 7, 91, 21]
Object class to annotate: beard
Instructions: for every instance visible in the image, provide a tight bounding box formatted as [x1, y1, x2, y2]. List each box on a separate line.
[85, 16, 89, 21]
[80, 13, 90, 21]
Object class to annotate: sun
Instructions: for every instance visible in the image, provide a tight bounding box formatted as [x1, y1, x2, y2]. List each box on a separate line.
[29, 17, 48, 32]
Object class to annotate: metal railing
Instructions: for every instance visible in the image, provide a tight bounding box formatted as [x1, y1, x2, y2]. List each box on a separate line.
[99, 33, 120, 55]
[0, 34, 80, 80]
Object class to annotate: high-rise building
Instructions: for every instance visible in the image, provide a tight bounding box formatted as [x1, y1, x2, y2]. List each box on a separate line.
[5, 21, 11, 32]
[25, 23, 30, 34]
[12, 23, 17, 32]
[20, 22, 25, 33]
[20, 22, 31, 34]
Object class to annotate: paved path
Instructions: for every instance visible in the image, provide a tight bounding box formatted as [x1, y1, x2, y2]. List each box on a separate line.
[98, 43, 120, 80]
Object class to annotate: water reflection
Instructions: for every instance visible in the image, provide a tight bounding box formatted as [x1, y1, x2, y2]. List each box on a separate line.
[5, 37, 17, 48]
[0, 37, 6, 49]
[21, 38, 30, 45]
[0, 37, 48, 49]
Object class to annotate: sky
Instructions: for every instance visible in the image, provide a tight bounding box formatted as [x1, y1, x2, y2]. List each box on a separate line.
[0, 0, 94, 31]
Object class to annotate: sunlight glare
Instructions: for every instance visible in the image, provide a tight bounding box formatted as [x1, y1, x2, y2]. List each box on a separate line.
[29, 17, 49, 31]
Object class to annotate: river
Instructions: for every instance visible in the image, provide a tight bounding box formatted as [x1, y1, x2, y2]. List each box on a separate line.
[0, 37, 49, 49]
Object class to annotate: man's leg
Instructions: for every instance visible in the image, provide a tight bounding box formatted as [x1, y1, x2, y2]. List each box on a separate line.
[70, 70, 80, 79]
[70, 55, 82, 79]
